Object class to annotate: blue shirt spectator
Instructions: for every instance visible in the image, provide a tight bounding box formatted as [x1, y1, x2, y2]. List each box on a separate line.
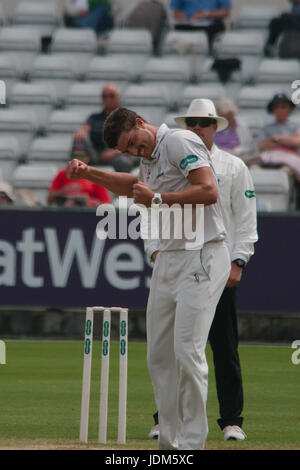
[170, 0, 231, 52]
[170, 0, 231, 19]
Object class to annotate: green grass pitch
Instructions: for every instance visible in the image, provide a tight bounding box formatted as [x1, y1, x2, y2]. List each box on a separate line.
[0, 341, 299, 449]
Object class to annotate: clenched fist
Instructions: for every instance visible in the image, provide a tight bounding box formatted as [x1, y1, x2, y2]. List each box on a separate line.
[66, 159, 89, 180]
[133, 181, 154, 207]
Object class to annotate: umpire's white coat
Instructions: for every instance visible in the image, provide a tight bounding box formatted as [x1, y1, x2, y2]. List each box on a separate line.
[209, 144, 258, 261]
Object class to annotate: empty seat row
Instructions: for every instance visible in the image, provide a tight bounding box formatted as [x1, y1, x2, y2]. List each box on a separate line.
[0, 26, 98, 59]
[11, 164, 59, 206]
[0, 132, 73, 182]
[2, 51, 299, 100]
[2, 58, 299, 116]
[0, 26, 207, 57]
[233, 5, 281, 30]
[249, 168, 293, 212]
[0, 1, 61, 25]
[3, 79, 299, 117]
[0, 24, 271, 58]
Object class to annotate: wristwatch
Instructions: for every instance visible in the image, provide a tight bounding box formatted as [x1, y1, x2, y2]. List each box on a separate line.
[273, 135, 280, 143]
[233, 259, 246, 268]
[151, 193, 162, 207]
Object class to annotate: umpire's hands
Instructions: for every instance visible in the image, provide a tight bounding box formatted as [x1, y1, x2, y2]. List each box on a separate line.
[67, 159, 89, 180]
[133, 181, 154, 207]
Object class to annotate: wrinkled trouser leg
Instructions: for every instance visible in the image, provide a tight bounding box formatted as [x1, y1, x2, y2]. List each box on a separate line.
[147, 243, 230, 450]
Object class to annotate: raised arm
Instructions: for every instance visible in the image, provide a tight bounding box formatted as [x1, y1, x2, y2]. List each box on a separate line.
[66, 158, 137, 197]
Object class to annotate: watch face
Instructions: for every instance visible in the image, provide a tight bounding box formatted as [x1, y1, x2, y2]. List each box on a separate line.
[152, 195, 162, 205]
[234, 259, 245, 268]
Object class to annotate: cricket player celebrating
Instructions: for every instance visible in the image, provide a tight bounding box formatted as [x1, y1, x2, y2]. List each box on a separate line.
[146, 99, 258, 442]
[67, 106, 231, 450]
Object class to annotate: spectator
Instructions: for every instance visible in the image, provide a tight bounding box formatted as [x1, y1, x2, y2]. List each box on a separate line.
[0, 182, 15, 205]
[169, 0, 231, 52]
[214, 99, 254, 161]
[264, 0, 300, 57]
[72, 82, 137, 172]
[64, 0, 114, 35]
[47, 143, 111, 207]
[125, 0, 169, 55]
[254, 93, 300, 183]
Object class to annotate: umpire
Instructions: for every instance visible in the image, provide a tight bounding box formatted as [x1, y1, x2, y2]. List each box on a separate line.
[146, 99, 258, 441]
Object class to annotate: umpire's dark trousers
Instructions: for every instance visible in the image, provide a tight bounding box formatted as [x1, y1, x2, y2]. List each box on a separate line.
[208, 286, 244, 430]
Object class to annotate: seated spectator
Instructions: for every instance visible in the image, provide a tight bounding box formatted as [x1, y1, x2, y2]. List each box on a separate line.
[72, 82, 138, 172]
[64, 0, 114, 35]
[264, 0, 300, 57]
[214, 99, 254, 160]
[0, 182, 15, 205]
[253, 93, 300, 182]
[125, 0, 169, 55]
[48, 143, 111, 207]
[170, 0, 231, 52]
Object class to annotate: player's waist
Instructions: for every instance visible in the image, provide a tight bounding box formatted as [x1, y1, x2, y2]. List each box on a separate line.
[158, 238, 228, 253]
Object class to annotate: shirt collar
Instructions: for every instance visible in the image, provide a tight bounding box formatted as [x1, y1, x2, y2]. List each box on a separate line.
[209, 143, 219, 157]
[151, 123, 169, 160]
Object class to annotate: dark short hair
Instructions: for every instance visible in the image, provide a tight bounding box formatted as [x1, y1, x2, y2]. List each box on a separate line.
[267, 93, 295, 114]
[103, 107, 146, 148]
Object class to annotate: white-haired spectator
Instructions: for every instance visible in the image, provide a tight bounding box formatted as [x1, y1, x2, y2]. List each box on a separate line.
[214, 99, 254, 160]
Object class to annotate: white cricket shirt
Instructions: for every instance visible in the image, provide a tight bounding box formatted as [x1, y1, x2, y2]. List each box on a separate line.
[139, 124, 226, 252]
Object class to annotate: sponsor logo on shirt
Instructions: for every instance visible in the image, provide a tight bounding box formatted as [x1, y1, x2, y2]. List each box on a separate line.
[244, 190, 256, 198]
[179, 155, 199, 170]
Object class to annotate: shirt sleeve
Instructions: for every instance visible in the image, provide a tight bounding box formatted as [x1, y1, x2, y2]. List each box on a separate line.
[166, 130, 211, 178]
[230, 160, 258, 263]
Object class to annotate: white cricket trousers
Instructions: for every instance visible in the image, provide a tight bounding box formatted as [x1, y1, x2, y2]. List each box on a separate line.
[146, 241, 230, 450]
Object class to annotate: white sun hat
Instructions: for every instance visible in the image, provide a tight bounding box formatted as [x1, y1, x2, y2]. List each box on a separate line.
[174, 98, 228, 132]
